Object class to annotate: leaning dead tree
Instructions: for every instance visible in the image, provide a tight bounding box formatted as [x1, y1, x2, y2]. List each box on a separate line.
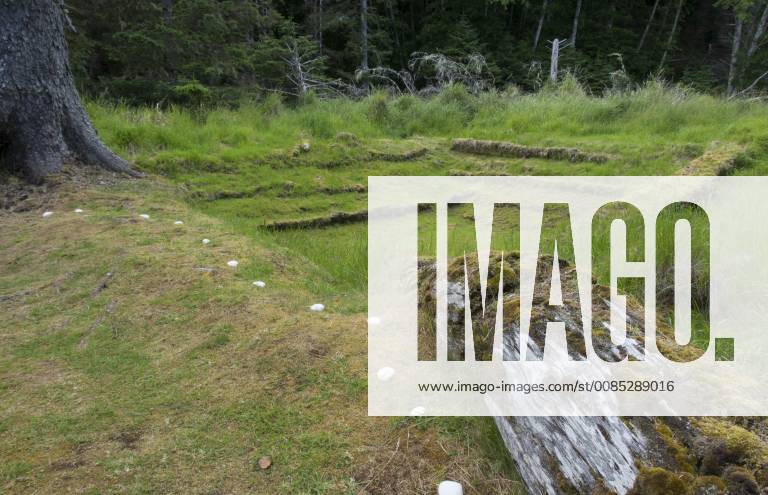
[357, 52, 492, 95]
[533, 0, 550, 51]
[0, 0, 138, 183]
[409, 52, 493, 94]
[283, 40, 352, 98]
[569, 0, 583, 48]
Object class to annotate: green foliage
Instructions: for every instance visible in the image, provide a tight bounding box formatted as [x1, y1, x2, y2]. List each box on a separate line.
[172, 81, 212, 107]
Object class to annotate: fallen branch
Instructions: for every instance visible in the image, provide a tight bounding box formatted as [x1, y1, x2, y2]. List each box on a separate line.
[451, 139, 609, 163]
[730, 70, 768, 99]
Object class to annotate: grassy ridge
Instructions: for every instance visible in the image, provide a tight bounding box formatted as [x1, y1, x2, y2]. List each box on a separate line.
[88, 80, 767, 298]
[0, 173, 521, 494]
[1, 81, 762, 493]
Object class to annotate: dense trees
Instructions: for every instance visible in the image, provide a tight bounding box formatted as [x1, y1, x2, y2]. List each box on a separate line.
[58, 0, 768, 104]
[61, 0, 768, 101]
[42, 0, 768, 102]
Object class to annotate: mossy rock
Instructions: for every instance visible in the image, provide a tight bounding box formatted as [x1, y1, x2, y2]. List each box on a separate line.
[628, 467, 692, 495]
[691, 475, 726, 495]
[722, 465, 759, 495]
[695, 418, 768, 468]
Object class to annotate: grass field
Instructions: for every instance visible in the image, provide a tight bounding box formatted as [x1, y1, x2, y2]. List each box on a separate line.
[1, 81, 766, 493]
[90, 80, 765, 300]
[0, 171, 520, 494]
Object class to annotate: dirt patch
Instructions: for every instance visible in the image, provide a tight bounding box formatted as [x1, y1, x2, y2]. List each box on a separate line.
[1, 163, 132, 214]
[319, 183, 367, 194]
[111, 429, 143, 450]
[680, 141, 744, 176]
[451, 138, 610, 163]
[354, 422, 521, 495]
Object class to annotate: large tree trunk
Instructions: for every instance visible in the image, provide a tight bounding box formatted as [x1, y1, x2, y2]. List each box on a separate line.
[0, 0, 137, 184]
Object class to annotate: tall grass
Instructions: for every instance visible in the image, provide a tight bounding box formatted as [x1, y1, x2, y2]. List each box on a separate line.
[86, 80, 768, 301]
[90, 79, 768, 176]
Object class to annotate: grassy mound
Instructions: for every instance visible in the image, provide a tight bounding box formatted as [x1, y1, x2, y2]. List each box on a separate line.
[0, 170, 520, 494]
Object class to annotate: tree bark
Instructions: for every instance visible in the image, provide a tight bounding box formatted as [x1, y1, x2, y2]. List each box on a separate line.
[569, 0, 583, 48]
[637, 0, 660, 51]
[659, 0, 684, 68]
[317, 0, 324, 53]
[550, 38, 560, 82]
[533, 0, 549, 51]
[728, 16, 744, 96]
[161, 0, 173, 24]
[747, 2, 768, 62]
[0, 0, 137, 183]
[361, 0, 369, 71]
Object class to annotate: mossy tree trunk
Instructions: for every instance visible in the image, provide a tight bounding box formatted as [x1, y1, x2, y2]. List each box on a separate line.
[0, 0, 138, 183]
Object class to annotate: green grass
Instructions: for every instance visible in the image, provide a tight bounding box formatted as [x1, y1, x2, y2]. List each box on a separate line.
[3, 81, 765, 494]
[0, 177, 518, 494]
[88, 80, 768, 300]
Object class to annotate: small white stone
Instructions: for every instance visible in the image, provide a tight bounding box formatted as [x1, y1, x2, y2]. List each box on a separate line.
[202, 239, 211, 245]
[410, 406, 426, 416]
[227, 260, 239, 268]
[174, 220, 184, 225]
[139, 214, 150, 219]
[376, 367, 395, 381]
[253, 281, 266, 288]
[42, 211, 54, 218]
[310, 303, 325, 312]
[74, 208, 84, 213]
[437, 480, 463, 495]
[368, 316, 382, 325]
[301, 142, 311, 152]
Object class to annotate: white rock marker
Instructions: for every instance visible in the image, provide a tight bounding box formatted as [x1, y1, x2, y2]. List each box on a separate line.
[310, 303, 325, 312]
[174, 220, 184, 225]
[227, 260, 239, 268]
[42, 211, 54, 218]
[139, 214, 150, 219]
[437, 480, 463, 495]
[253, 281, 266, 288]
[376, 367, 395, 382]
[74, 208, 84, 213]
[368, 316, 381, 325]
[410, 406, 426, 416]
[202, 238, 211, 245]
